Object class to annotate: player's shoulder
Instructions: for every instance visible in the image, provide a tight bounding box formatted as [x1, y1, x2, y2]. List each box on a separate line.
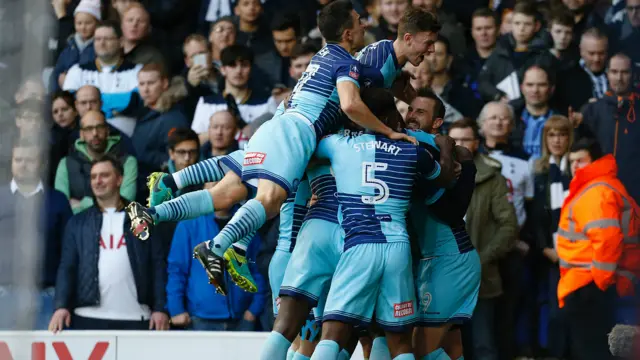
[314, 44, 354, 62]
[357, 40, 393, 55]
[407, 129, 436, 146]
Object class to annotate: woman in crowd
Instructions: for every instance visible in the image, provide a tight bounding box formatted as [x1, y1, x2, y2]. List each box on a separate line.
[531, 115, 573, 359]
[49, 91, 80, 184]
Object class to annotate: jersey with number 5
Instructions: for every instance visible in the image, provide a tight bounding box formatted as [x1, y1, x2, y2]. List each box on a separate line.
[316, 133, 441, 250]
[286, 44, 384, 138]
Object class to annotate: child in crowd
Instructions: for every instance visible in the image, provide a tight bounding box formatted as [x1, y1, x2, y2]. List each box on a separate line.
[548, 10, 578, 71]
[50, 0, 100, 92]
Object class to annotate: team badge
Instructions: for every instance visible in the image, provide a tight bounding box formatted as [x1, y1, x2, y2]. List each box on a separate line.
[349, 65, 360, 80]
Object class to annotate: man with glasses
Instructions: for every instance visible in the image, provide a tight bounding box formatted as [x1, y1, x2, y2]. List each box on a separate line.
[54, 110, 138, 213]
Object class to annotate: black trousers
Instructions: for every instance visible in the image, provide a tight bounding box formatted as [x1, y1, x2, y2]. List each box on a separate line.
[563, 282, 616, 360]
[71, 314, 148, 330]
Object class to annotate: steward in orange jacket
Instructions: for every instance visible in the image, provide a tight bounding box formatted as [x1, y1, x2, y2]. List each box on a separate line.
[557, 152, 640, 308]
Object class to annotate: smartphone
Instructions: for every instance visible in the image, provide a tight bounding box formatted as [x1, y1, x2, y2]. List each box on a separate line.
[193, 53, 207, 67]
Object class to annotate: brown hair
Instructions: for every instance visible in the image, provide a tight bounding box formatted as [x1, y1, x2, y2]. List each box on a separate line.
[449, 118, 480, 140]
[140, 63, 168, 80]
[534, 115, 574, 174]
[398, 7, 441, 37]
[183, 34, 208, 55]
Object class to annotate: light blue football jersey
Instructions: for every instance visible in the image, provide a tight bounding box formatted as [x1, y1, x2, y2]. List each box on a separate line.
[316, 132, 441, 250]
[406, 130, 474, 257]
[285, 44, 384, 137]
[277, 179, 312, 253]
[356, 40, 404, 89]
[305, 165, 340, 224]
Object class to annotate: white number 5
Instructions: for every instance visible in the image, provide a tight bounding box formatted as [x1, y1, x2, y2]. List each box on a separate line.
[361, 162, 390, 204]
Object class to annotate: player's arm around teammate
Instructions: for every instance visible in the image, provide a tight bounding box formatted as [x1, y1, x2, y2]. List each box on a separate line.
[337, 79, 417, 145]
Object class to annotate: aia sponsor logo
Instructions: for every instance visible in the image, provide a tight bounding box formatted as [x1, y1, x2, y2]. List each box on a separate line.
[393, 301, 414, 318]
[244, 152, 266, 166]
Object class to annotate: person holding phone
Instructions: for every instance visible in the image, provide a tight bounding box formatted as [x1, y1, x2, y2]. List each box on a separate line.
[181, 34, 223, 122]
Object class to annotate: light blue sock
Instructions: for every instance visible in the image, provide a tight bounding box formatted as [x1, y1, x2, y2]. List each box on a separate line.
[150, 189, 214, 222]
[338, 349, 351, 360]
[310, 340, 340, 360]
[421, 348, 451, 360]
[393, 354, 415, 360]
[370, 337, 392, 360]
[172, 157, 225, 188]
[292, 353, 311, 360]
[231, 232, 256, 257]
[286, 348, 296, 360]
[210, 199, 266, 257]
[259, 331, 291, 360]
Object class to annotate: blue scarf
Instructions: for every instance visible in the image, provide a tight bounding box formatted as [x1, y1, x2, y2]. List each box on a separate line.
[522, 108, 553, 158]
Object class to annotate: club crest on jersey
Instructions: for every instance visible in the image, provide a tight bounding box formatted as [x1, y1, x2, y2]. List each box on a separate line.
[394, 301, 414, 318]
[420, 292, 432, 313]
[349, 65, 360, 80]
[244, 152, 266, 166]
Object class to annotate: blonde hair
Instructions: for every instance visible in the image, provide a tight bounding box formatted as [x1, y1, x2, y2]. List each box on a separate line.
[534, 115, 574, 174]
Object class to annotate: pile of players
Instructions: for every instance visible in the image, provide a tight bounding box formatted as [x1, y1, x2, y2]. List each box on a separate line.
[125, 1, 481, 359]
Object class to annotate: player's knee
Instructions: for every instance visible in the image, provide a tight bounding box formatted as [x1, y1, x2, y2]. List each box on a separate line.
[273, 297, 311, 341]
[255, 181, 288, 216]
[385, 330, 414, 358]
[320, 320, 351, 345]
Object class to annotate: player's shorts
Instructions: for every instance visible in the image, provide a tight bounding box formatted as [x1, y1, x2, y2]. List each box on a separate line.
[280, 219, 344, 321]
[241, 113, 317, 196]
[415, 250, 481, 327]
[323, 242, 417, 332]
[269, 249, 292, 316]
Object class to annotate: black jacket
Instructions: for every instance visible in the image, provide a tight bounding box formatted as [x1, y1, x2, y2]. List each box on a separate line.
[531, 171, 555, 252]
[552, 63, 595, 115]
[577, 92, 640, 204]
[478, 33, 556, 102]
[54, 203, 167, 312]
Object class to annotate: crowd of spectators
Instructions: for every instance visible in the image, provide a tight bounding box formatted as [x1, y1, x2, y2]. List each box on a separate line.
[1, 0, 639, 359]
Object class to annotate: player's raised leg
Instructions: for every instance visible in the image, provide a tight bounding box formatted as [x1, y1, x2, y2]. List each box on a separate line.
[127, 171, 249, 240]
[146, 152, 228, 207]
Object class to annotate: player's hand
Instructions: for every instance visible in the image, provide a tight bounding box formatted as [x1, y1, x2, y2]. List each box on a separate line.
[434, 134, 456, 153]
[49, 308, 71, 333]
[149, 312, 170, 331]
[389, 131, 417, 145]
[70, 198, 82, 208]
[309, 194, 319, 207]
[170, 312, 191, 327]
[453, 161, 462, 179]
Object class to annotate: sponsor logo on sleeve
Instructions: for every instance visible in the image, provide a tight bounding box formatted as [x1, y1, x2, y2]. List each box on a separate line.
[244, 152, 266, 166]
[393, 301, 414, 318]
[349, 65, 360, 80]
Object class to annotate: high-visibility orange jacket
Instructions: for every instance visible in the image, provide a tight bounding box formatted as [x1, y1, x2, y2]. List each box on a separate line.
[557, 155, 640, 308]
